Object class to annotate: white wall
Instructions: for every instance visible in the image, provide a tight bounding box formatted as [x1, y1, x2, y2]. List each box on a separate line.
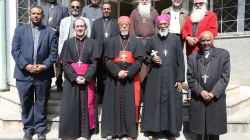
[6, 0, 17, 86]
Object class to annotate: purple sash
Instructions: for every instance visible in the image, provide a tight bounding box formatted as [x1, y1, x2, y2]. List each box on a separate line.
[71, 63, 96, 129]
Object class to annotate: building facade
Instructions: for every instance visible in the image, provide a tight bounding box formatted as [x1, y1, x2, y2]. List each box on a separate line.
[2, 0, 250, 87]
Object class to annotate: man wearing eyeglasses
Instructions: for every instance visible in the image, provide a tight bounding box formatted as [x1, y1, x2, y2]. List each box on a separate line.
[41, 0, 68, 91]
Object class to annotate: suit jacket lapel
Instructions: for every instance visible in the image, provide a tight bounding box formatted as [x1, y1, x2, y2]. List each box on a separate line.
[204, 47, 217, 65]
[37, 26, 47, 50]
[27, 25, 34, 53]
[65, 17, 71, 38]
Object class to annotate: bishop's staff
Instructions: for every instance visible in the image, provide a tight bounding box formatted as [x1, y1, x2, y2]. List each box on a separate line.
[151, 50, 162, 65]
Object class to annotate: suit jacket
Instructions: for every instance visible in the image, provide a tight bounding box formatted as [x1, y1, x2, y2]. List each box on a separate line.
[161, 7, 188, 30]
[91, 18, 119, 57]
[11, 24, 58, 81]
[58, 16, 91, 55]
[41, 3, 68, 34]
[181, 11, 218, 55]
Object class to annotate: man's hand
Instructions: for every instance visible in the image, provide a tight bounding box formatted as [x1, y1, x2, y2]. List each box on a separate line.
[25, 64, 35, 73]
[175, 82, 182, 92]
[186, 36, 198, 46]
[208, 92, 215, 99]
[76, 76, 85, 84]
[152, 56, 162, 64]
[33, 64, 47, 74]
[118, 70, 128, 79]
[200, 90, 212, 101]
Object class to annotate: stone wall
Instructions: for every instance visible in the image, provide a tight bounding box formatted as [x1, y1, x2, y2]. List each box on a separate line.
[214, 35, 250, 86]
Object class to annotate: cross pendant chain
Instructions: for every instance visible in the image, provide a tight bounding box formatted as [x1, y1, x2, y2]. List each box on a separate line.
[75, 38, 85, 68]
[202, 61, 211, 83]
[103, 20, 111, 38]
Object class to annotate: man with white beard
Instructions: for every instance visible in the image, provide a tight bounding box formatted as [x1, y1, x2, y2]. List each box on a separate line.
[101, 16, 146, 140]
[129, 0, 159, 86]
[182, 0, 218, 56]
[142, 14, 185, 140]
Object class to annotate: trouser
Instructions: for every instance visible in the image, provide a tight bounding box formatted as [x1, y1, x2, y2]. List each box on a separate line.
[197, 134, 219, 140]
[96, 60, 106, 103]
[16, 79, 52, 135]
[55, 56, 63, 86]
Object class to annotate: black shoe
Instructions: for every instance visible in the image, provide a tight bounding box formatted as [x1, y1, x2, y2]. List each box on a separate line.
[23, 134, 33, 140]
[38, 133, 46, 140]
[57, 85, 63, 91]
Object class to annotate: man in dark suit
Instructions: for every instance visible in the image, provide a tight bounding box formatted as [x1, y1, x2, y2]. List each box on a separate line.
[41, 0, 68, 91]
[11, 6, 57, 140]
[91, 2, 119, 103]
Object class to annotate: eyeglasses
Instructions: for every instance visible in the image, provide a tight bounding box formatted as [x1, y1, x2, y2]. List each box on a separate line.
[71, 6, 80, 9]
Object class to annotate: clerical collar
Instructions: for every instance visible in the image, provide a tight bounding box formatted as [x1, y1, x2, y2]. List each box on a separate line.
[71, 15, 80, 19]
[120, 33, 130, 40]
[30, 22, 42, 29]
[203, 48, 211, 58]
[103, 17, 111, 21]
[76, 35, 86, 41]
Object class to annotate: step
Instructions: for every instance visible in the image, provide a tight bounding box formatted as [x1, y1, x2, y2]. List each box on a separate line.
[226, 85, 240, 97]
[227, 105, 250, 132]
[0, 90, 62, 113]
[226, 93, 250, 116]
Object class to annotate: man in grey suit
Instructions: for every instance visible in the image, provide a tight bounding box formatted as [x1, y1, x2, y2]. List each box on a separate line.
[91, 2, 119, 103]
[41, 0, 68, 91]
[11, 6, 58, 140]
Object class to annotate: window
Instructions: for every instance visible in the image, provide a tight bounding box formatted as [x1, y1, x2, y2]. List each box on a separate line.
[17, 0, 37, 26]
[188, 0, 250, 35]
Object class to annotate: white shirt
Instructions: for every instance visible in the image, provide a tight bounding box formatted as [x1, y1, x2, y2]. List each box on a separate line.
[169, 8, 181, 34]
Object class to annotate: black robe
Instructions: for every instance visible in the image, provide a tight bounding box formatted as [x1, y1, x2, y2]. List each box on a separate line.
[141, 33, 185, 135]
[101, 35, 147, 138]
[187, 47, 230, 135]
[58, 37, 100, 139]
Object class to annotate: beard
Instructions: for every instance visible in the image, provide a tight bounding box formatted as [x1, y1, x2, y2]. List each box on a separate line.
[121, 31, 129, 36]
[71, 11, 79, 17]
[138, 3, 151, 18]
[190, 4, 207, 23]
[159, 28, 169, 37]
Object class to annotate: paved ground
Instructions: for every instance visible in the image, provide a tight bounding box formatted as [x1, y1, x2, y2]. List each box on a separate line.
[0, 130, 250, 140]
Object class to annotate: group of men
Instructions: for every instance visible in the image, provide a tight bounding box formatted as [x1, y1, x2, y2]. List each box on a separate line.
[11, 0, 230, 140]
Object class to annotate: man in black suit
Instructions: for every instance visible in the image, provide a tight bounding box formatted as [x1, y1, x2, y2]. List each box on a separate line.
[11, 6, 57, 140]
[91, 2, 119, 103]
[41, 0, 68, 91]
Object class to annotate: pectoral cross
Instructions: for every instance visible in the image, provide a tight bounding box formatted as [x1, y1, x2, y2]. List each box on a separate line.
[142, 18, 146, 23]
[174, 16, 177, 20]
[121, 52, 127, 61]
[92, 18, 95, 21]
[104, 32, 109, 38]
[77, 60, 82, 68]
[151, 50, 158, 57]
[202, 74, 209, 83]
[163, 49, 168, 56]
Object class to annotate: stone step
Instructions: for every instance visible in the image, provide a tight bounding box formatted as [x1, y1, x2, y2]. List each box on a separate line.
[226, 92, 250, 116]
[227, 105, 250, 133]
[226, 84, 240, 97]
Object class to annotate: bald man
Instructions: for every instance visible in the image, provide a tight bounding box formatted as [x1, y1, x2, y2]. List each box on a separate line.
[187, 31, 230, 140]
